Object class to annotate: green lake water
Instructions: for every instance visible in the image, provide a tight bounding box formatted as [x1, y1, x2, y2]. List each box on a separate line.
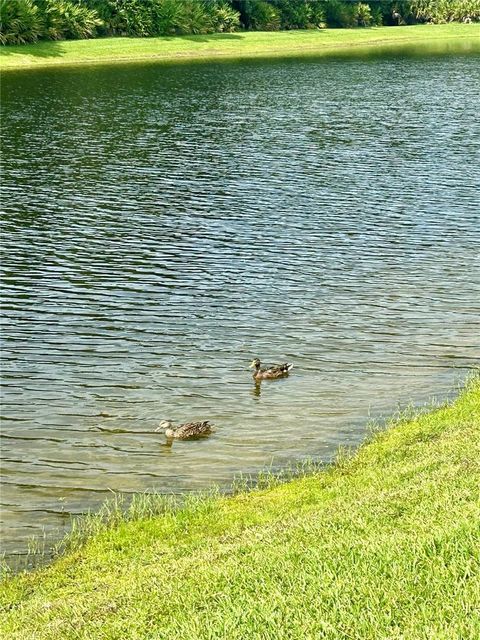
[1, 43, 479, 564]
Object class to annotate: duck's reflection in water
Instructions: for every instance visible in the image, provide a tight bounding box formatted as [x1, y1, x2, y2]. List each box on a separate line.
[252, 381, 262, 400]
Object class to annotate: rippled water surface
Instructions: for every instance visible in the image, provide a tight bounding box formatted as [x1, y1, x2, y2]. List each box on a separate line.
[1, 46, 480, 562]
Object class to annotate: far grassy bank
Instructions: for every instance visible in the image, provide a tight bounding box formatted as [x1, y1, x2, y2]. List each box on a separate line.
[1, 375, 479, 639]
[1, 23, 479, 71]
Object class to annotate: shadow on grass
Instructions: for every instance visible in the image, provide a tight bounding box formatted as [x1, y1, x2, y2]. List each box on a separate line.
[0, 40, 66, 58]
[0, 33, 244, 61]
[176, 32, 244, 43]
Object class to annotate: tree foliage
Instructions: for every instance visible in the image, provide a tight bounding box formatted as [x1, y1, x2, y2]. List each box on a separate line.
[0, 0, 43, 44]
[408, 0, 480, 23]
[39, 0, 102, 40]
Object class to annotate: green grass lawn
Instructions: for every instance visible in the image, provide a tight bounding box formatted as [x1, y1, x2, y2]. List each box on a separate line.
[1, 24, 479, 71]
[1, 375, 479, 639]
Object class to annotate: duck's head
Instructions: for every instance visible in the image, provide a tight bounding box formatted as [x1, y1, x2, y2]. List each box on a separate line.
[249, 358, 261, 370]
[157, 420, 175, 437]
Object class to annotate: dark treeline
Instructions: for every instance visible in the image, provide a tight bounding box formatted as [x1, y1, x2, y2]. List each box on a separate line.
[1, 0, 479, 45]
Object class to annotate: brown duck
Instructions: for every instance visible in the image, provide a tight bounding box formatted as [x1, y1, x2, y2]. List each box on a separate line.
[156, 420, 213, 441]
[249, 358, 293, 380]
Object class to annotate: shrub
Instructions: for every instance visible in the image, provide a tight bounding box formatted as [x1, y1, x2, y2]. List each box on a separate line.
[71, 0, 239, 37]
[355, 2, 373, 26]
[409, 0, 480, 23]
[0, 0, 44, 44]
[248, 0, 281, 30]
[271, 0, 310, 29]
[370, 5, 384, 25]
[149, 0, 182, 35]
[212, 1, 240, 32]
[307, 2, 327, 28]
[324, 0, 357, 27]
[41, 0, 102, 40]
[89, 0, 154, 37]
[456, 0, 480, 21]
[173, 0, 215, 35]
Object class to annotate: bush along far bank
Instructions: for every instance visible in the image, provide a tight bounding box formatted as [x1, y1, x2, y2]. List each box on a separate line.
[1, 0, 480, 46]
[1, 375, 479, 638]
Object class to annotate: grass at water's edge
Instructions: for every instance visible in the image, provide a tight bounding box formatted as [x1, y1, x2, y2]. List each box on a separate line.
[1, 24, 480, 71]
[1, 375, 479, 639]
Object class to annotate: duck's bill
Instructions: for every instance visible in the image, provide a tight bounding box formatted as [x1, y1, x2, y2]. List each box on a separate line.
[249, 361, 256, 368]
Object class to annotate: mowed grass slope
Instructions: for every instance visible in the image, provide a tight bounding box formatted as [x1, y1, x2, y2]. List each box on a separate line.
[1, 376, 480, 639]
[1, 23, 479, 71]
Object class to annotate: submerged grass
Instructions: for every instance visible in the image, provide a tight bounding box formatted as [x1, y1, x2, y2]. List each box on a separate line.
[1, 374, 479, 638]
[1, 24, 479, 71]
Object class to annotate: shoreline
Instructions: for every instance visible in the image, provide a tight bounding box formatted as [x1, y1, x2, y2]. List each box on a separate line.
[1, 375, 479, 638]
[1, 24, 479, 72]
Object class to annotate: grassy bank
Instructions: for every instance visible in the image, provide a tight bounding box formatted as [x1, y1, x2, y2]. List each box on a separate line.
[1, 376, 479, 639]
[1, 23, 479, 71]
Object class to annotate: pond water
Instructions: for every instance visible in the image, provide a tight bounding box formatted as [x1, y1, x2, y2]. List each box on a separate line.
[1, 42, 479, 564]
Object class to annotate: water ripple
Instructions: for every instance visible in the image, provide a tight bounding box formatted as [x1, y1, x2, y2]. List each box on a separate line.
[1, 52, 480, 561]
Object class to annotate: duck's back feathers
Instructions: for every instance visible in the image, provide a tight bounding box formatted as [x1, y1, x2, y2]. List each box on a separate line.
[168, 421, 213, 440]
[252, 361, 293, 380]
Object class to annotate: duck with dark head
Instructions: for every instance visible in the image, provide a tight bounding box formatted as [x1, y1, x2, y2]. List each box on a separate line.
[249, 358, 293, 381]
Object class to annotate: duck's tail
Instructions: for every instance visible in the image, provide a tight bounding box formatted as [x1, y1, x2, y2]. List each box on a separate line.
[285, 363, 294, 372]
